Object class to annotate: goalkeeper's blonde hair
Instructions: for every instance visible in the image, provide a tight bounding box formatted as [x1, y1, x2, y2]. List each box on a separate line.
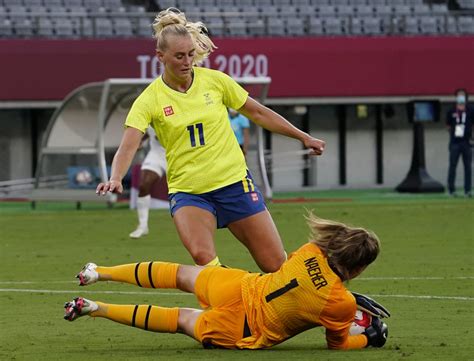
[307, 212, 380, 281]
[152, 8, 216, 66]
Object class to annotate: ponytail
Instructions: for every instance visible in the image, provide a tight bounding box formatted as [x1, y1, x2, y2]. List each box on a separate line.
[306, 212, 380, 280]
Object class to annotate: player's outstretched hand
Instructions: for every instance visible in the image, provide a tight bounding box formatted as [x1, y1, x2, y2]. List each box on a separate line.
[364, 317, 388, 348]
[303, 136, 325, 156]
[96, 180, 123, 195]
[351, 292, 391, 318]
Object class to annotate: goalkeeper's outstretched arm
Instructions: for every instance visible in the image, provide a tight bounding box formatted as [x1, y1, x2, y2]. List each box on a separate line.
[325, 318, 388, 350]
[325, 328, 368, 350]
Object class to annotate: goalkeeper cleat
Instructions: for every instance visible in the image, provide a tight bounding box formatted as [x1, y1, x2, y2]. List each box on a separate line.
[77, 262, 99, 286]
[64, 297, 98, 321]
[129, 227, 149, 239]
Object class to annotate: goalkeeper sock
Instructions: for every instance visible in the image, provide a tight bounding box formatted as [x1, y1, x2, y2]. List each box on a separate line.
[92, 302, 178, 333]
[96, 262, 179, 288]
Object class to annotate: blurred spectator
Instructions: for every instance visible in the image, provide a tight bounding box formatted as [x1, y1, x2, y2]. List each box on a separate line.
[447, 0, 462, 10]
[228, 108, 250, 156]
[446, 88, 473, 197]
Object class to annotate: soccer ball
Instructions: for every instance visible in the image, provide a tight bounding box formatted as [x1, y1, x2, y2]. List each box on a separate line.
[349, 310, 372, 335]
[75, 169, 93, 185]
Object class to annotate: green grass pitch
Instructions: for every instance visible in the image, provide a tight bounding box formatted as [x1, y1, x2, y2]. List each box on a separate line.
[1, 190, 473, 360]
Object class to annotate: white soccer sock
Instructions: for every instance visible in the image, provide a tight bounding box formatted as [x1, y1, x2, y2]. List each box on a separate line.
[136, 195, 151, 229]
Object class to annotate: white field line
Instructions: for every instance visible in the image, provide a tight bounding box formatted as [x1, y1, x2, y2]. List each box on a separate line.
[369, 294, 473, 301]
[0, 276, 473, 285]
[0, 288, 473, 301]
[0, 276, 472, 301]
[0, 281, 77, 284]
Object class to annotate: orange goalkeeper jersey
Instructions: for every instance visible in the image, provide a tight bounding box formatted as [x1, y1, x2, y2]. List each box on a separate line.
[238, 243, 367, 349]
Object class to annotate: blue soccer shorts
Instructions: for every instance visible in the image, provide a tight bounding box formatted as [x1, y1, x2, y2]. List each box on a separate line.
[169, 171, 266, 229]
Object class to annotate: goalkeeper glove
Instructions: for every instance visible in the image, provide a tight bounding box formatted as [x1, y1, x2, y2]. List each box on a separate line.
[351, 292, 391, 318]
[363, 316, 388, 348]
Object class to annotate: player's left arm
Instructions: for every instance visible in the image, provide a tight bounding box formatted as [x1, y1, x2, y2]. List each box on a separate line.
[238, 97, 325, 156]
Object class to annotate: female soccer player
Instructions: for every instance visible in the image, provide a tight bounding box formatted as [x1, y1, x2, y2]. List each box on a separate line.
[96, 8, 326, 272]
[65, 213, 388, 350]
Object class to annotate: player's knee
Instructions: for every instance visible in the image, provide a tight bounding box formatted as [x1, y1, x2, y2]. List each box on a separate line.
[177, 308, 201, 336]
[176, 265, 193, 292]
[178, 309, 191, 329]
[261, 263, 280, 273]
[191, 250, 216, 266]
[260, 252, 286, 273]
[138, 183, 151, 195]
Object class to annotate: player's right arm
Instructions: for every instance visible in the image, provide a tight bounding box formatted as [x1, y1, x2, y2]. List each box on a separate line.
[97, 83, 154, 195]
[325, 328, 368, 350]
[324, 310, 388, 349]
[321, 290, 368, 350]
[96, 127, 144, 195]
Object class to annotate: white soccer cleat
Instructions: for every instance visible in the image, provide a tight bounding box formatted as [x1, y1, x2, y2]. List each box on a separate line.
[64, 297, 98, 321]
[129, 227, 149, 239]
[76, 262, 99, 286]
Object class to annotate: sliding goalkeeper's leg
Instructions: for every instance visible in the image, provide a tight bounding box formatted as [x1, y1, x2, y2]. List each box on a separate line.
[64, 297, 179, 333]
[77, 261, 179, 289]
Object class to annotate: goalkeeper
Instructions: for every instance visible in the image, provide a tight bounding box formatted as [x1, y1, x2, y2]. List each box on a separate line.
[65, 213, 389, 350]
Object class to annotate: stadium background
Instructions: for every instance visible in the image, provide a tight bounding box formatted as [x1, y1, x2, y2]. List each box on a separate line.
[0, 0, 473, 192]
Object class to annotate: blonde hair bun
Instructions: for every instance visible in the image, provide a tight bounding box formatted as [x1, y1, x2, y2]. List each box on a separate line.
[152, 8, 216, 66]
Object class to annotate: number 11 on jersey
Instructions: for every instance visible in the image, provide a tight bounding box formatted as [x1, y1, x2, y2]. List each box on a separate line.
[187, 123, 205, 147]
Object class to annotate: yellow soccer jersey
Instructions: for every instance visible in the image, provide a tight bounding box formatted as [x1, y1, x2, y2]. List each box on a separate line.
[238, 243, 367, 349]
[125, 67, 249, 194]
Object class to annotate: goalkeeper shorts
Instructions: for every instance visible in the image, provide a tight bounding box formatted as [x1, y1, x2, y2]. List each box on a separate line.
[194, 266, 248, 348]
